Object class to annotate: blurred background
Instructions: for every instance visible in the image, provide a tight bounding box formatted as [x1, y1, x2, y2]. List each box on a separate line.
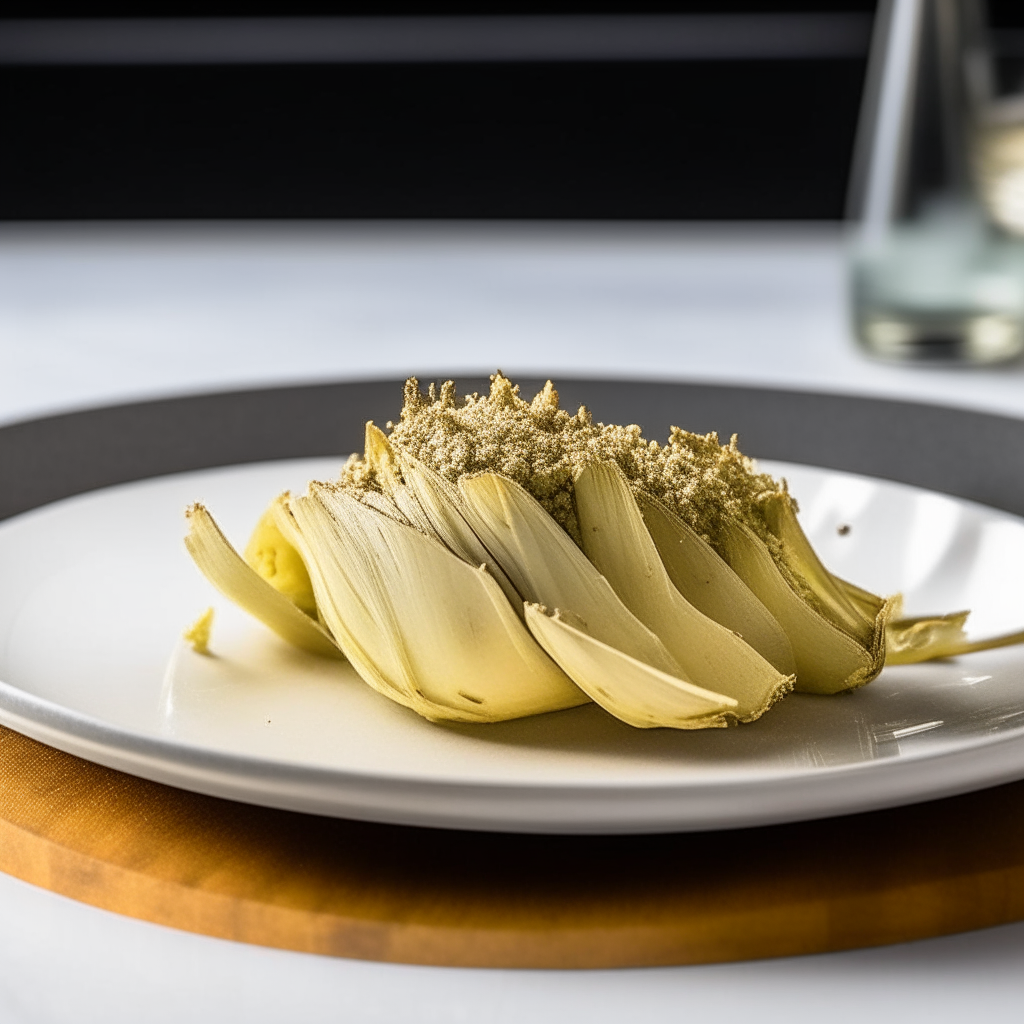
[1, 1, 880, 221]
[9, 3, 1024, 425]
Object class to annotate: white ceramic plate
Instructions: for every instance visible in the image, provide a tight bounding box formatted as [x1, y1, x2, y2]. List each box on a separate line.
[2, 457, 1024, 834]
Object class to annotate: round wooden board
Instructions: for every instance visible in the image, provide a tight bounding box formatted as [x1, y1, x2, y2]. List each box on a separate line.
[3, 727, 1024, 968]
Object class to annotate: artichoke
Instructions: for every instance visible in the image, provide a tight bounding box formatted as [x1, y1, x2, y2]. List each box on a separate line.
[184, 374, 1020, 730]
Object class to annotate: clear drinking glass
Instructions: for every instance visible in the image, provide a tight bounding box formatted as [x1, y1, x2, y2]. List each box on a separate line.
[849, 0, 1024, 363]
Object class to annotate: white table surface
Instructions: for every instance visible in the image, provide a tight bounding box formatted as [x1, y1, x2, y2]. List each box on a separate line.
[3, 222, 1024, 1023]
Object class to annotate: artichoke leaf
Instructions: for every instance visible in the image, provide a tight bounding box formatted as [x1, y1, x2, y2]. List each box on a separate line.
[575, 462, 793, 721]
[398, 455, 523, 611]
[886, 610, 971, 665]
[366, 424, 523, 610]
[364, 423, 438, 533]
[834, 575, 888, 620]
[829, 563, 1009, 666]
[458, 473, 739, 728]
[760, 494, 875, 644]
[526, 604, 737, 730]
[886, 610, 1024, 664]
[719, 519, 896, 693]
[184, 503, 342, 659]
[638, 493, 796, 676]
[458, 473, 682, 674]
[287, 485, 587, 722]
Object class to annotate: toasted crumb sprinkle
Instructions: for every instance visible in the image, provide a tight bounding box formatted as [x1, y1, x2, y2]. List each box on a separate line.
[341, 373, 786, 550]
[183, 606, 214, 655]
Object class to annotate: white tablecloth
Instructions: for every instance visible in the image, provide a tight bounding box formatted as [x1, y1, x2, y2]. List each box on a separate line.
[2, 222, 1023, 1023]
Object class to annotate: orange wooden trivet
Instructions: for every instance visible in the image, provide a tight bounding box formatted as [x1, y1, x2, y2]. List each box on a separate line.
[1, 723, 1024, 968]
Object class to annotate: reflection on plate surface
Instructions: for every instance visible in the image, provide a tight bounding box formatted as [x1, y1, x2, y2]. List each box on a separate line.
[2, 457, 1024, 833]
[164, 616, 1024, 776]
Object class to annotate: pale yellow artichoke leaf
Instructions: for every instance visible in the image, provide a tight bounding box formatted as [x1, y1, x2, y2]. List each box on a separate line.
[886, 610, 970, 665]
[357, 487, 414, 525]
[525, 604, 737, 730]
[952, 629, 1024, 655]
[286, 485, 502, 719]
[363, 424, 437, 533]
[760, 494, 875, 644]
[396, 451, 523, 611]
[835, 575, 888, 620]
[184, 503, 342, 660]
[363, 421, 403, 494]
[457, 473, 743, 729]
[638, 493, 796, 676]
[886, 611, 1024, 664]
[457, 472, 683, 677]
[364, 425, 522, 610]
[287, 485, 587, 723]
[574, 462, 793, 722]
[283, 486, 446, 716]
[719, 519, 896, 694]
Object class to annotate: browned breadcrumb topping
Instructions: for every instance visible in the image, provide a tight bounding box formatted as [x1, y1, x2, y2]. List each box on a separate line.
[340, 373, 787, 551]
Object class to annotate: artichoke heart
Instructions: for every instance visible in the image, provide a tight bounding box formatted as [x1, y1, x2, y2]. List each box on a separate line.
[243, 504, 318, 617]
[183, 372, 1024, 732]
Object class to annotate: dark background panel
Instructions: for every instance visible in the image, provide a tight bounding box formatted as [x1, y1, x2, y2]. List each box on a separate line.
[0, 59, 867, 220]
[1, 1, 874, 219]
